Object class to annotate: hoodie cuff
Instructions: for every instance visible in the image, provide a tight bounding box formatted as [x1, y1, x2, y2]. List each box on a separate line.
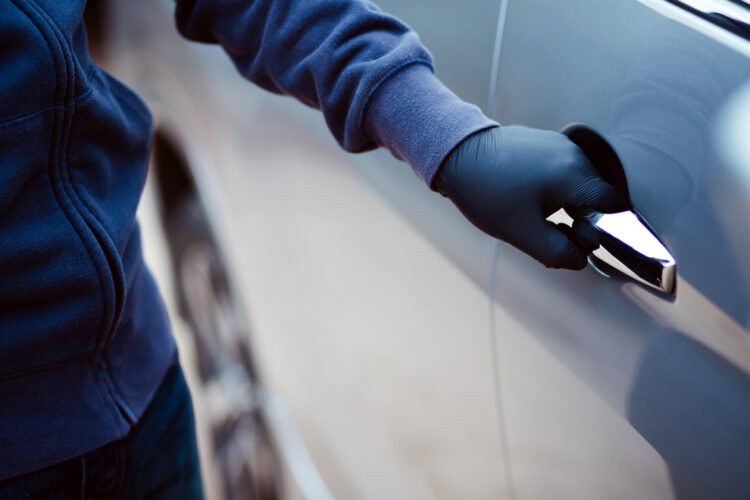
[362, 62, 498, 188]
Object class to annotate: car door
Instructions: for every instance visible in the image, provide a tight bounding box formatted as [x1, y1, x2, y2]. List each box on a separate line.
[488, 0, 750, 498]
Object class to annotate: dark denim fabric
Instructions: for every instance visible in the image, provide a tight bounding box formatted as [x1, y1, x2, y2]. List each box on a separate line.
[0, 361, 204, 499]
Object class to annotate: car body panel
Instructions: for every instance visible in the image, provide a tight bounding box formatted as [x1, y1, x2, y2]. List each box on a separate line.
[491, 0, 750, 497]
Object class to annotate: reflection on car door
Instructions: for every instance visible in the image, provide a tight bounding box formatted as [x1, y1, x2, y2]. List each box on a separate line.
[490, 0, 750, 498]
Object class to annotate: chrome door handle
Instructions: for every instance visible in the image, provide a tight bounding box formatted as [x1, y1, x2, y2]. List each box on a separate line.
[587, 211, 676, 295]
[560, 123, 677, 295]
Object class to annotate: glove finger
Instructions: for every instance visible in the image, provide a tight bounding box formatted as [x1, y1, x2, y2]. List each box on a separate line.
[562, 175, 630, 216]
[555, 221, 598, 256]
[568, 219, 601, 254]
[531, 221, 589, 270]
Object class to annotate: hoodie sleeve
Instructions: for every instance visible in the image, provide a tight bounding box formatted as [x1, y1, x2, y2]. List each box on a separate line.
[174, 0, 497, 186]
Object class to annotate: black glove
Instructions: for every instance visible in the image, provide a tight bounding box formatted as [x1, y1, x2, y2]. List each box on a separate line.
[434, 126, 629, 270]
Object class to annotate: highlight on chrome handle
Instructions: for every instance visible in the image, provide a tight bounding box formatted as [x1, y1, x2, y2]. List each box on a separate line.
[588, 210, 677, 295]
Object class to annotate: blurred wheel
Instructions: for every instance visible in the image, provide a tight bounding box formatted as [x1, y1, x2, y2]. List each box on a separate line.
[152, 130, 282, 500]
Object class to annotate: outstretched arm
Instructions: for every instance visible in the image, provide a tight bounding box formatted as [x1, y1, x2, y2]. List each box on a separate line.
[174, 0, 495, 184]
[174, 0, 627, 269]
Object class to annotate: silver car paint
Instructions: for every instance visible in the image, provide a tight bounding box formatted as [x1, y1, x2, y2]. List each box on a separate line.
[491, 0, 750, 497]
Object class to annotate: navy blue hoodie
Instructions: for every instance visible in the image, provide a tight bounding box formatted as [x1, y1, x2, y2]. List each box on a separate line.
[0, 0, 495, 479]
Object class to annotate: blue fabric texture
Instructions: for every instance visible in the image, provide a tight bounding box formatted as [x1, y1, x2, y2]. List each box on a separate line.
[363, 63, 498, 184]
[0, 361, 204, 499]
[0, 0, 493, 480]
[174, 0, 497, 184]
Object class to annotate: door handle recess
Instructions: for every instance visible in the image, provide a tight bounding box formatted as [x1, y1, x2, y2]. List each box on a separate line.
[560, 124, 677, 295]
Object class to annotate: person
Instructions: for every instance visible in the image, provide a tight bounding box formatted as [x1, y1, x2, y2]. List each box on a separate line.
[0, 0, 626, 497]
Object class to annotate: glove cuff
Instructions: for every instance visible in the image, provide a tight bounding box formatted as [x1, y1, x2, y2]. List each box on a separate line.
[362, 62, 498, 188]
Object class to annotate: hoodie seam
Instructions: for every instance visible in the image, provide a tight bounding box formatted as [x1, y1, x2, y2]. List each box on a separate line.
[0, 353, 90, 382]
[14, 0, 116, 364]
[26, 0, 122, 355]
[0, 88, 93, 128]
[66, 97, 126, 353]
[88, 356, 129, 437]
[30, 5, 134, 424]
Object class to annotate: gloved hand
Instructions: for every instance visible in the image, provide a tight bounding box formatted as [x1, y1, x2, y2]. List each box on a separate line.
[434, 126, 629, 270]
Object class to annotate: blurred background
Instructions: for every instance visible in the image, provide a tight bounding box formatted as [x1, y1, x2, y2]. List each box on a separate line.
[85, 0, 750, 498]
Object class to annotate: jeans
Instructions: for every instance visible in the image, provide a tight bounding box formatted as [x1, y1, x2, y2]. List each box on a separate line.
[0, 360, 204, 499]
